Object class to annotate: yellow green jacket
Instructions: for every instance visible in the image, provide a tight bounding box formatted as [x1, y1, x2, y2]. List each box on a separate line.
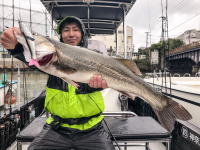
[45, 75, 104, 130]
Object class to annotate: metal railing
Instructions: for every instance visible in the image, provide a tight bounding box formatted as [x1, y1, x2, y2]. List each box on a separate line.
[103, 111, 136, 117]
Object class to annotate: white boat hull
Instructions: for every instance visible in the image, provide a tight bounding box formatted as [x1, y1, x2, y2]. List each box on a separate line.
[145, 77, 200, 128]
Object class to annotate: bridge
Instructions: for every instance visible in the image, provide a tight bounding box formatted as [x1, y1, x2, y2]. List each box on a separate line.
[166, 41, 200, 74]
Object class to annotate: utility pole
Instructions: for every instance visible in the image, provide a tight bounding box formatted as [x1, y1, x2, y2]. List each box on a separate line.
[145, 32, 149, 48]
[160, 0, 168, 70]
[160, 16, 166, 69]
[188, 30, 191, 44]
[160, 0, 169, 93]
[145, 31, 151, 61]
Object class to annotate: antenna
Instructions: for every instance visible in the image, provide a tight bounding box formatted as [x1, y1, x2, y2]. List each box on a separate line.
[145, 31, 150, 48]
[145, 31, 151, 61]
[160, 0, 169, 70]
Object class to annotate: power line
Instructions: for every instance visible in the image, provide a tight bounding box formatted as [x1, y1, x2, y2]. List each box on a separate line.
[170, 0, 186, 11]
[169, 12, 200, 32]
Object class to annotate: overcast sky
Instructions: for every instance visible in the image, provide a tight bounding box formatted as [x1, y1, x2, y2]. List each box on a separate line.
[126, 0, 200, 50]
[1, 0, 200, 51]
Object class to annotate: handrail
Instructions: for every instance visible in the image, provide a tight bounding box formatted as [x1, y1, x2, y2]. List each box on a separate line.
[173, 73, 180, 77]
[183, 73, 191, 77]
[103, 111, 137, 117]
[195, 72, 200, 77]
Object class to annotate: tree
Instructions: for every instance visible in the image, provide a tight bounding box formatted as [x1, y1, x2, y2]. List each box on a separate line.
[149, 38, 185, 69]
[167, 38, 185, 50]
[135, 59, 151, 73]
[149, 38, 184, 52]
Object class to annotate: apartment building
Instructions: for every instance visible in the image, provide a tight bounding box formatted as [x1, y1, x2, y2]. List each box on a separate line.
[177, 29, 200, 45]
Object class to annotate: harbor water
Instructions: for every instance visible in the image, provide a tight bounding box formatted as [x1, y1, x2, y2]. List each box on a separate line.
[0, 70, 48, 105]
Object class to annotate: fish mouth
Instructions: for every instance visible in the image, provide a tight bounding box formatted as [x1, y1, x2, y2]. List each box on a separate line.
[38, 54, 53, 66]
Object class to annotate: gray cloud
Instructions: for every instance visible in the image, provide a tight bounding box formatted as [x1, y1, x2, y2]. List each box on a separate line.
[126, 0, 200, 50]
[1, 0, 200, 50]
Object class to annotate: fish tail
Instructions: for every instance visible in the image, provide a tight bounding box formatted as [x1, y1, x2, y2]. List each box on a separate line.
[154, 98, 192, 131]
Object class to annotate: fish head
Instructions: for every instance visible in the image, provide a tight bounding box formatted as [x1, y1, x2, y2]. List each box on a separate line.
[18, 21, 36, 60]
[14, 21, 56, 67]
[33, 35, 57, 67]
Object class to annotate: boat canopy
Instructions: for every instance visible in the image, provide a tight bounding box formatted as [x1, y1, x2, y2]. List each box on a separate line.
[40, 0, 136, 34]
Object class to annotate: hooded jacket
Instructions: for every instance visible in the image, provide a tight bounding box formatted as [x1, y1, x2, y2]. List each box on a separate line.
[57, 16, 88, 48]
[9, 16, 105, 130]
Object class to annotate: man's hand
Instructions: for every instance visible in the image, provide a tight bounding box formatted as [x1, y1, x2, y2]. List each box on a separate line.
[88, 75, 108, 89]
[0, 27, 20, 49]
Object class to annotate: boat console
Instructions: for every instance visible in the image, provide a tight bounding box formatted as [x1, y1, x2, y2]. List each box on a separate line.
[172, 119, 200, 150]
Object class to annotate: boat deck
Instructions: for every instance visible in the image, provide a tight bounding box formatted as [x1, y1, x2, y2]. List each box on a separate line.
[145, 77, 200, 128]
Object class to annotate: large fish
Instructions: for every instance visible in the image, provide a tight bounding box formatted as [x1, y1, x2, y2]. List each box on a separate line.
[14, 22, 192, 131]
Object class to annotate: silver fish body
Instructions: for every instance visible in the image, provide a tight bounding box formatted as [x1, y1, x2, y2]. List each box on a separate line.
[15, 22, 192, 131]
[19, 22, 37, 60]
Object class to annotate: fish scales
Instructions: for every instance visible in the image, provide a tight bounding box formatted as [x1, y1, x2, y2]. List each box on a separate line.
[55, 43, 168, 110]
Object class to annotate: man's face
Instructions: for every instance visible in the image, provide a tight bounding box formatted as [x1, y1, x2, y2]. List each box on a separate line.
[61, 23, 82, 46]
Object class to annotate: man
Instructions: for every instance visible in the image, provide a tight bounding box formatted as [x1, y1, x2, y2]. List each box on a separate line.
[1, 16, 115, 150]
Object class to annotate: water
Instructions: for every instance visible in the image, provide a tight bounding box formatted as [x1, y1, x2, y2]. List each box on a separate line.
[0, 70, 48, 102]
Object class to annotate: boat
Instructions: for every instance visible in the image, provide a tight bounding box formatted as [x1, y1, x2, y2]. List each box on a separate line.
[1, 1, 200, 150]
[144, 76, 200, 105]
[145, 75, 200, 130]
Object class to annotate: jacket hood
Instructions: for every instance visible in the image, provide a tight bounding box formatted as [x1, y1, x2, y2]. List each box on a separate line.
[56, 16, 88, 47]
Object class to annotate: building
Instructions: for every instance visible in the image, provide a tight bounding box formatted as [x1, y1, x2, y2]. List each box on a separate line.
[0, 3, 55, 68]
[177, 29, 200, 45]
[91, 24, 134, 58]
[132, 52, 139, 60]
[91, 34, 116, 56]
[117, 24, 134, 58]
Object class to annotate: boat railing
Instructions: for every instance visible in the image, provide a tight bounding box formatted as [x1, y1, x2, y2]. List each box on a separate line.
[0, 90, 45, 150]
[183, 73, 191, 77]
[146, 71, 200, 78]
[173, 73, 181, 77]
[195, 72, 200, 77]
[103, 111, 136, 117]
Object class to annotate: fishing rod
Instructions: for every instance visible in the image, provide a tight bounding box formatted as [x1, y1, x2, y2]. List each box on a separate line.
[88, 95, 122, 150]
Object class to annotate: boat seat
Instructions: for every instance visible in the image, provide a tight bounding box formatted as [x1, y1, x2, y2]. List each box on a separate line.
[104, 116, 170, 140]
[16, 116, 46, 143]
[16, 114, 171, 150]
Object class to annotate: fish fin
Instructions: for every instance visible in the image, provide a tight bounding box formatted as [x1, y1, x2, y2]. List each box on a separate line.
[154, 99, 192, 131]
[115, 58, 142, 76]
[61, 77, 80, 89]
